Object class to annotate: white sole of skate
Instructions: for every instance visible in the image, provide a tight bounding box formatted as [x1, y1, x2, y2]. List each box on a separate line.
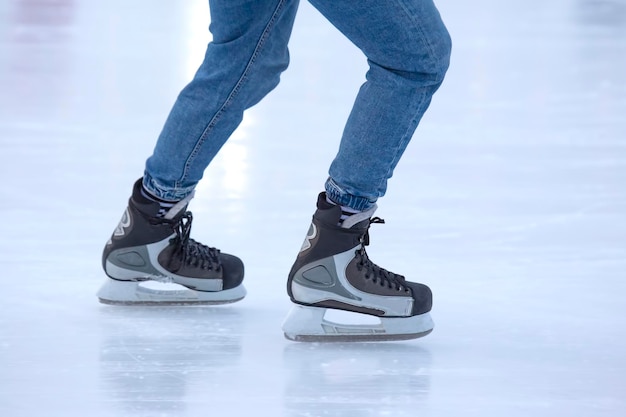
[97, 278, 246, 306]
[282, 304, 434, 342]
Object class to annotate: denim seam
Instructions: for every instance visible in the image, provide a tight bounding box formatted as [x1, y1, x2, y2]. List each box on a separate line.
[377, 90, 429, 193]
[374, 1, 445, 194]
[178, 0, 288, 188]
[396, 0, 439, 72]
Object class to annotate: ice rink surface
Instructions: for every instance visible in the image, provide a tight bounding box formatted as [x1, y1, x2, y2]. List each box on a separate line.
[1, 0, 625, 416]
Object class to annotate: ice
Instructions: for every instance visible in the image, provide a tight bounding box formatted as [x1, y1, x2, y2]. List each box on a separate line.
[1, 0, 625, 416]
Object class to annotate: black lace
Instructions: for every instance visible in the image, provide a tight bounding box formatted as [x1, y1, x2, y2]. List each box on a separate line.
[154, 212, 222, 272]
[355, 217, 409, 293]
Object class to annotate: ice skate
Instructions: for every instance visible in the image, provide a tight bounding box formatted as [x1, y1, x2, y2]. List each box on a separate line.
[98, 179, 245, 305]
[282, 193, 433, 342]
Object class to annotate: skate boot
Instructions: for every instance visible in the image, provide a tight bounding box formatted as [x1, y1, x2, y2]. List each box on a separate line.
[98, 179, 245, 305]
[282, 193, 433, 341]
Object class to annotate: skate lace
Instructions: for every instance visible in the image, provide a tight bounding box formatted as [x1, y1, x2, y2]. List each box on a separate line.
[154, 212, 222, 272]
[355, 217, 409, 293]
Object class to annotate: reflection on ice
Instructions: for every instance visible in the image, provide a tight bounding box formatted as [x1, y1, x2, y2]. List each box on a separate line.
[98, 307, 243, 415]
[283, 343, 431, 417]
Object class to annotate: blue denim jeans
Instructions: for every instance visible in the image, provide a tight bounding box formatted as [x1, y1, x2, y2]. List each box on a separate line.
[144, 0, 451, 211]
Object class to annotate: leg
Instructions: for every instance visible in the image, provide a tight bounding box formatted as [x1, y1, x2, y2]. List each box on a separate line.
[283, 0, 451, 340]
[100, 0, 300, 305]
[145, 0, 300, 200]
[311, 0, 452, 210]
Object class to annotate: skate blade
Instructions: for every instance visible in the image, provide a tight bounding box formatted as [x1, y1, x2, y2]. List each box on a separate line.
[97, 278, 246, 306]
[282, 304, 434, 342]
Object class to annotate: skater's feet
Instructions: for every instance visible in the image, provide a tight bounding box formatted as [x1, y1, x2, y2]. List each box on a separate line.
[283, 193, 433, 341]
[98, 179, 245, 305]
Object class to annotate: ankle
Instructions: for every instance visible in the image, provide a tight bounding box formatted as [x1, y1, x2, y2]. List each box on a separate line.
[325, 195, 363, 226]
[138, 185, 177, 218]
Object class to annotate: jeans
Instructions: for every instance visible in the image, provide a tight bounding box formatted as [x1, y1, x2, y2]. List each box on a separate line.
[144, 0, 451, 211]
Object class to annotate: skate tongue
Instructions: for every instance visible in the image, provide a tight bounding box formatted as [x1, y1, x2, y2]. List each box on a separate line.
[341, 204, 377, 229]
[315, 192, 377, 228]
[163, 190, 195, 220]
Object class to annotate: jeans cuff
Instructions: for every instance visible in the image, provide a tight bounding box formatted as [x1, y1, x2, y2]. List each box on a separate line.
[143, 172, 195, 202]
[324, 177, 377, 211]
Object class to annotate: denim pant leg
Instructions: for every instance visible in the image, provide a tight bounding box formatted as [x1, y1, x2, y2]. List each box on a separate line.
[311, 0, 452, 210]
[144, 0, 300, 201]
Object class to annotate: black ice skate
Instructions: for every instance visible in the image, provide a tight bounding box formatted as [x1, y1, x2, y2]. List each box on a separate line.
[98, 179, 245, 305]
[282, 193, 433, 341]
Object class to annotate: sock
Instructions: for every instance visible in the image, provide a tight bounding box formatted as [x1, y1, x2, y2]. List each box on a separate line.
[140, 186, 177, 218]
[326, 195, 361, 225]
